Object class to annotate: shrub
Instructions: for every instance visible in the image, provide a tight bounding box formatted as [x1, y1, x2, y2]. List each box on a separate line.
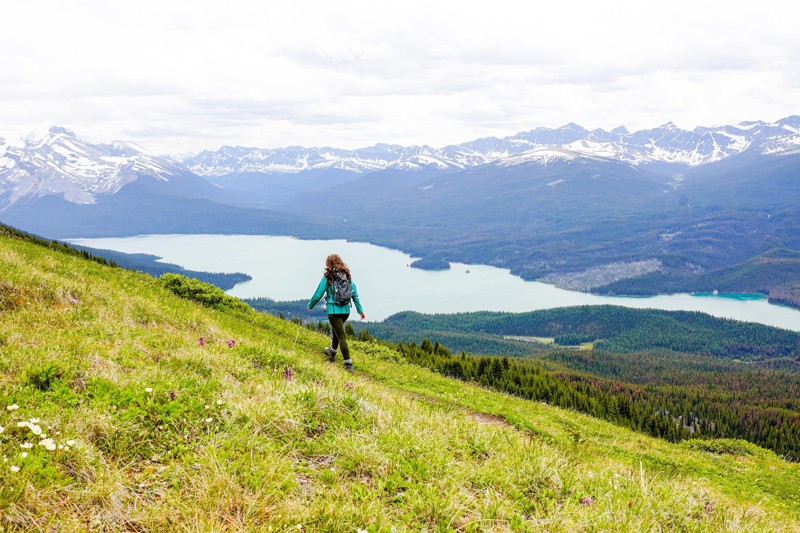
[160, 273, 250, 313]
[682, 438, 776, 458]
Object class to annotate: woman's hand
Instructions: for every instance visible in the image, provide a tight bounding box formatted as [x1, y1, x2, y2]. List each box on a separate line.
[359, 313, 366, 320]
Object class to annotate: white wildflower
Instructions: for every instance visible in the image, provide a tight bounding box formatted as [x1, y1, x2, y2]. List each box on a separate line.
[20, 452, 28, 459]
[17, 421, 29, 429]
[64, 446, 70, 451]
[204, 417, 213, 423]
[66, 440, 76, 447]
[20, 442, 33, 449]
[28, 418, 39, 424]
[145, 388, 153, 393]
[39, 438, 56, 451]
[0, 425, 4, 433]
[6, 404, 19, 411]
[9, 465, 20, 473]
[29, 424, 42, 436]
[216, 399, 223, 405]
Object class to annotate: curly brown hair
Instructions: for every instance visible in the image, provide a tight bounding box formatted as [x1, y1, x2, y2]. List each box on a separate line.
[324, 254, 351, 281]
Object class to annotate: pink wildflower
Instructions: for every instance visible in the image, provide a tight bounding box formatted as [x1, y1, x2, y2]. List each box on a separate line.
[227, 339, 236, 348]
[67, 295, 79, 305]
[198, 337, 206, 347]
[580, 496, 594, 506]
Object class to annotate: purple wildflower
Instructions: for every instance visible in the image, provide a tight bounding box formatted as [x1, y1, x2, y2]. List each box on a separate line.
[67, 295, 79, 305]
[198, 337, 206, 347]
[581, 496, 594, 506]
[283, 367, 295, 381]
[227, 339, 236, 348]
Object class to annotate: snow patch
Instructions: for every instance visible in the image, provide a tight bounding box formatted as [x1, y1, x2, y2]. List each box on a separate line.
[497, 147, 578, 167]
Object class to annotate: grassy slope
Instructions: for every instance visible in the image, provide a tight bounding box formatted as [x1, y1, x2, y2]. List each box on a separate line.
[0, 235, 799, 532]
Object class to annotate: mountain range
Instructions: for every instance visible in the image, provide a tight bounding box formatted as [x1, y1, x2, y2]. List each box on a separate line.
[1, 117, 799, 307]
[3, 117, 799, 210]
[182, 116, 800, 176]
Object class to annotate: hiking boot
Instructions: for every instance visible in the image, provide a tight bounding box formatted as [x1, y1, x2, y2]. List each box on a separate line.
[324, 347, 336, 362]
[343, 360, 353, 372]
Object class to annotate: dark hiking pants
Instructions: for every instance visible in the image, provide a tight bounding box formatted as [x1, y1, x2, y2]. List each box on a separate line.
[327, 313, 351, 361]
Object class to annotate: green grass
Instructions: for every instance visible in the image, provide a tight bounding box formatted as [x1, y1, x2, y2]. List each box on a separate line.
[502, 336, 593, 351]
[1, 234, 799, 531]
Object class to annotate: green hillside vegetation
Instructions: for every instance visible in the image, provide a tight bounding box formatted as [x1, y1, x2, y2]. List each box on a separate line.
[365, 307, 800, 361]
[356, 308, 800, 458]
[1, 233, 800, 530]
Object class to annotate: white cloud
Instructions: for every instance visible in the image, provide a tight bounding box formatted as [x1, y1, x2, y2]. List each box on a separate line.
[1, 0, 798, 153]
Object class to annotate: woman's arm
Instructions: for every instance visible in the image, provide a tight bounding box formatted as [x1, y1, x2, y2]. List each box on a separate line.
[307, 277, 328, 309]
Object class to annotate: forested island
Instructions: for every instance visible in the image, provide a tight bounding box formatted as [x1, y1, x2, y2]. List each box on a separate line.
[409, 257, 451, 271]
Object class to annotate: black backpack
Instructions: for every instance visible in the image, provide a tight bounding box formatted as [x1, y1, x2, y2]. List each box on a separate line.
[330, 271, 352, 305]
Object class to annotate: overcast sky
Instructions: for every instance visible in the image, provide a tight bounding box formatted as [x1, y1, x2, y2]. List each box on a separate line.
[1, 0, 798, 154]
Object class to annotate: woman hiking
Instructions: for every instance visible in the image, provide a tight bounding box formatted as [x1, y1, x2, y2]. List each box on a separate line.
[307, 254, 365, 372]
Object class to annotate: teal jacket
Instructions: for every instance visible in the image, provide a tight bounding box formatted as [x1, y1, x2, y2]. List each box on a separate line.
[307, 276, 364, 315]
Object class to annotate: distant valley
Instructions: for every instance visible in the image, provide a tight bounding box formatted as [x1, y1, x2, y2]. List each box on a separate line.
[1, 117, 799, 308]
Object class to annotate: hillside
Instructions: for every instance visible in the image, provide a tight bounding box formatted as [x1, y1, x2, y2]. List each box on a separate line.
[1, 233, 800, 530]
[596, 247, 800, 306]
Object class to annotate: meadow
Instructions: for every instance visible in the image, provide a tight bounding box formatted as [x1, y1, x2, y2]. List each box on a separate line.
[0, 230, 799, 531]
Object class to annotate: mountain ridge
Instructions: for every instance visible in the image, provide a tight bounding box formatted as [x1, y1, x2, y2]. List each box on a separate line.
[0, 123, 195, 208]
[2, 116, 799, 210]
[180, 115, 800, 177]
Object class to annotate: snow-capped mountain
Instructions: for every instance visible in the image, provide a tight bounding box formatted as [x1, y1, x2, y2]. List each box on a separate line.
[2, 116, 799, 212]
[179, 116, 800, 176]
[0, 123, 185, 208]
[181, 143, 466, 177]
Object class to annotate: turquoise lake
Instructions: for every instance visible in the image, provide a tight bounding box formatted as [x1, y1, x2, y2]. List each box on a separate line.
[68, 234, 800, 331]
